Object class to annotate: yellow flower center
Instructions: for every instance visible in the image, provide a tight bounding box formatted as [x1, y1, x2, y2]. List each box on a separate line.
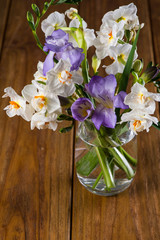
[39, 76, 47, 81]
[108, 31, 113, 40]
[117, 54, 126, 65]
[133, 120, 141, 130]
[116, 16, 126, 23]
[34, 95, 47, 109]
[9, 101, 20, 109]
[58, 71, 72, 84]
[138, 93, 146, 103]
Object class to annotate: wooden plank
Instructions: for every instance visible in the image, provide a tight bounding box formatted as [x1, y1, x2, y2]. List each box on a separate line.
[71, 0, 160, 240]
[149, 0, 160, 63]
[0, 0, 11, 55]
[0, 1, 75, 239]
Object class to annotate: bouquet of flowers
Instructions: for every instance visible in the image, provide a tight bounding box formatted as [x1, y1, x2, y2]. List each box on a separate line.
[3, 0, 160, 195]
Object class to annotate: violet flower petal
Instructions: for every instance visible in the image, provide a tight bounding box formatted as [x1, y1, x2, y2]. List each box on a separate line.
[113, 91, 129, 109]
[51, 29, 69, 42]
[43, 51, 55, 76]
[85, 74, 117, 100]
[92, 104, 117, 130]
[71, 98, 94, 121]
[60, 47, 85, 71]
[44, 42, 69, 53]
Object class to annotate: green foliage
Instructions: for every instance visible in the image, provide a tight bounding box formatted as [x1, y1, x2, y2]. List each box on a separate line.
[31, 4, 40, 17]
[108, 147, 135, 179]
[59, 124, 74, 133]
[132, 59, 143, 74]
[27, 11, 35, 30]
[76, 147, 99, 176]
[153, 122, 160, 130]
[118, 27, 140, 92]
[57, 114, 73, 121]
[56, 0, 82, 4]
[125, 29, 131, 42]
[141, 66, 159, 83]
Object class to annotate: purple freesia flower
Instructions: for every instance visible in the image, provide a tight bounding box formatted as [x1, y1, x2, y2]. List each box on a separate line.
[43, 29, 84, 75]
[71, 98, 94, 121]
[85, 75, 128, 130]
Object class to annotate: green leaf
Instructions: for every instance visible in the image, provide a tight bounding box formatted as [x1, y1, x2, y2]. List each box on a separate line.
[118, 39, 126, 44]
[37, 81, 46, 85]
[118, 28, 140, 92]
[152, 122, 160, 130]
[56, 0, 82, 4]
[59, 124, 74, 133]
[76, 147, 99, 176]
[147, 61, 153, 69]
[57, 114, 73, 121]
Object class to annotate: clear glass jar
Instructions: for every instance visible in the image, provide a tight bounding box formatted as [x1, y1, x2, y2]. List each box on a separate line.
[75, 120, 137, 196]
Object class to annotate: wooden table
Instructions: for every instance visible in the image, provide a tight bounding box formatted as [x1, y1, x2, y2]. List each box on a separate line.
[0, 0, 160, 239]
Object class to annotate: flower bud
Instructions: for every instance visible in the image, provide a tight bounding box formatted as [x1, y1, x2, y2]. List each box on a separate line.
[92, 55, 101, 74]
[65, 8, 78, 19]
[141, 66, 159, 83]
[31, 4, 40, 17]
[132, 59, 143, 74]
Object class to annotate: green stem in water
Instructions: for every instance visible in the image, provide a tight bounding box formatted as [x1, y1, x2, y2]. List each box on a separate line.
[92, 171, 103, 189]
[108, 147, 135, 179]
[118, 146, 137, 166]
[95, 147, 115, 190]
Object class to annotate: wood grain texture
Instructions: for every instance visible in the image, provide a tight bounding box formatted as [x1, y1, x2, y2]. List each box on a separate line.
[0, 0, 160, 239]
[0, 0, 75, 239]
[0, 0, 11, 55]
[71, 1, 160, 240]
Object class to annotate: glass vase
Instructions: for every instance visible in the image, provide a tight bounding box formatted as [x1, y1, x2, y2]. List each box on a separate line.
[75, 120, 137, 196]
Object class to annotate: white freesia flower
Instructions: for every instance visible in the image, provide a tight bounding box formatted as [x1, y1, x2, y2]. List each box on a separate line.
[65, 8, 78, 19]
[32, 61, 48, 90]
[31, 112, 60, 131]
[102, 3, 139, 31]
[47, 59, 83, 97]
[22, 84, 61, 114]
[3, 87, 34, 121]
[41, 11, 67, 37]
[124, 82, 160, 114]
[121, 109, 158, 134]
[94, 23, 124, 59]
[104, 43, 138, 75]
[69, 19, 96, 49]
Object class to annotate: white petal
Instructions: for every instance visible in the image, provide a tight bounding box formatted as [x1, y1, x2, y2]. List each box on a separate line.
[84, 29, 96, 49]
[3, 87, 18, 99]
[45, 26, 55, 37]
[47, 94, 61, 113]
[47, 12, 66, 26]
[22, 84, 38, 102]
[69, 19, 87, 29]
[72, 69, 83, 84]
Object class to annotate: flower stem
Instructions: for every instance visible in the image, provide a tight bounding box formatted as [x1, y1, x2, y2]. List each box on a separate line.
[32, 31, 45, 52]
[118, 146, 137, 166]
[92, 171, 103, 189]
[95, 147, 115, 190]
[108, 147, 135, 179]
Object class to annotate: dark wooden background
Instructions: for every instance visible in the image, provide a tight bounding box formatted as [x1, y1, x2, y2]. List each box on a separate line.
[0, 0, 160, 239]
